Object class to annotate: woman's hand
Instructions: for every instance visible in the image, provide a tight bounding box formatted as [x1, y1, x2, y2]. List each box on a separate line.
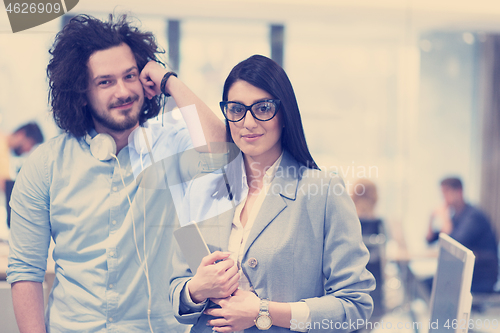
[205, 289, 260, 332]
[139, 61, 168, 99]
[187, 251, 239, 303]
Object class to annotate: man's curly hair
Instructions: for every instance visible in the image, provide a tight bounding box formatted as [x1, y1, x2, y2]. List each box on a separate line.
[47, 14, 165, 137]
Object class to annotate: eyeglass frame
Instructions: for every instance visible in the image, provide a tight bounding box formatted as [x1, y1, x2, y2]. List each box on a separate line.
[219, 99, 281, 122]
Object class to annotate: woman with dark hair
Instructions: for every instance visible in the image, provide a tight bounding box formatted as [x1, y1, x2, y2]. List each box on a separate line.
[170, 55, 375, 332]
[221, 55, 317, 170]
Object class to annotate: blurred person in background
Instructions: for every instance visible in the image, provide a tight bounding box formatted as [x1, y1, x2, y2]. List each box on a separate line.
[1, 122, 43, 229]
[351, 178, 386, 319]
[426, 177, 498, 293]
[351, 178, 378, 220]
[0, 122, 44, 191]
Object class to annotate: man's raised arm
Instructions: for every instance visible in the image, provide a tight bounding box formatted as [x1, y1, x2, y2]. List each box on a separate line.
[140, 61, 226, 152]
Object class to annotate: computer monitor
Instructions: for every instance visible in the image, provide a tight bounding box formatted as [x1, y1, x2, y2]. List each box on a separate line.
[429, 233, 475, 333]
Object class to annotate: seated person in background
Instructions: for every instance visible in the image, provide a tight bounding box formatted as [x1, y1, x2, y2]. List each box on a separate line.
[351, 178, 385, 318]
[426, 177, 498, 293]
[1, 123, 44, 228]
[351, 178, 379, 221]
[0, 122, 44, 191]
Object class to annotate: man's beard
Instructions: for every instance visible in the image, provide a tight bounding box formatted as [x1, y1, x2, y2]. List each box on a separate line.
[89, 96, 142, 132]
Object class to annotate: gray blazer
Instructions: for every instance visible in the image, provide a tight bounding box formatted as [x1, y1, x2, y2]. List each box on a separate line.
[170, 151, 375, 332]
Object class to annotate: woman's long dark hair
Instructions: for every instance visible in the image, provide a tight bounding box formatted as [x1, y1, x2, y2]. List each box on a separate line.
[47, 14, 165, 137]
[222, 54, 318, 170]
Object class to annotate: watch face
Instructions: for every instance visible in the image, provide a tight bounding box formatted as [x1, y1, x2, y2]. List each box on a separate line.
[256, 315, 272, 329]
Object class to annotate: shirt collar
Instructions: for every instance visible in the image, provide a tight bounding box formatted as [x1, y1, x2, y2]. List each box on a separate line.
[263, 153, 283, 186]
[240, 152, 284, 188]
[85, 122, 150, 154]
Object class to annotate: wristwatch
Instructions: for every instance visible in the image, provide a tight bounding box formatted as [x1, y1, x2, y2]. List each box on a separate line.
[254, 298, 272, 330]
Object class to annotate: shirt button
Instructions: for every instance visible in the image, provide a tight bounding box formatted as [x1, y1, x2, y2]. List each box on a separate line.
[112, 186, 118, 191]
[109, 284, 113, 289]
[247, 257, 258, 268]
[109, 317, 113, 322]
[109, 251, 115, 257]
[112, 220, 117, 225]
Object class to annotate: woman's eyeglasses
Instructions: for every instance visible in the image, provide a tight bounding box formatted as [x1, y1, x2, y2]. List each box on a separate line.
[220, 99, 281, 122]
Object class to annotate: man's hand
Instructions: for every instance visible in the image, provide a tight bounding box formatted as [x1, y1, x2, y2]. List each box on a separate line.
[139, 61, 169, 99]
[433, 204, 453, 234]
[427, 204, 453, 242]
[206, 289, 260, 333]
[140, 60, 226, 149]
[188, 251, 239, 303]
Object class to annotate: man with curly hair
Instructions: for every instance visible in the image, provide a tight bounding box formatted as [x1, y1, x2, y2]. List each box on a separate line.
[7, 14, 224, 332]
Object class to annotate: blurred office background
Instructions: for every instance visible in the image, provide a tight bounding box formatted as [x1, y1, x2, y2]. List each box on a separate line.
[1, 0, 500, 331]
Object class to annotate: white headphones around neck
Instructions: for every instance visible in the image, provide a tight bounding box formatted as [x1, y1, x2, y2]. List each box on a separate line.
[85, 133, 117, 161]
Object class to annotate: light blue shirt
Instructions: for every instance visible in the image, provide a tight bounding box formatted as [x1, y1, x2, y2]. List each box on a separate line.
[7, 121, 214, 332]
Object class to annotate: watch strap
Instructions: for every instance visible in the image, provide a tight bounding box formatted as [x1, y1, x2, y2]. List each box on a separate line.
[260, 298, 270, 314]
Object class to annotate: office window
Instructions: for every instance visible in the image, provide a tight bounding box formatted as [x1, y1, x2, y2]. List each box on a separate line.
[179, 19, 269, 118]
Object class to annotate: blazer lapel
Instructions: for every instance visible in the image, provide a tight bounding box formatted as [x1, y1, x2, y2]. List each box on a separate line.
[242, 151, 299, 255]
[212, 196, 235, 252]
